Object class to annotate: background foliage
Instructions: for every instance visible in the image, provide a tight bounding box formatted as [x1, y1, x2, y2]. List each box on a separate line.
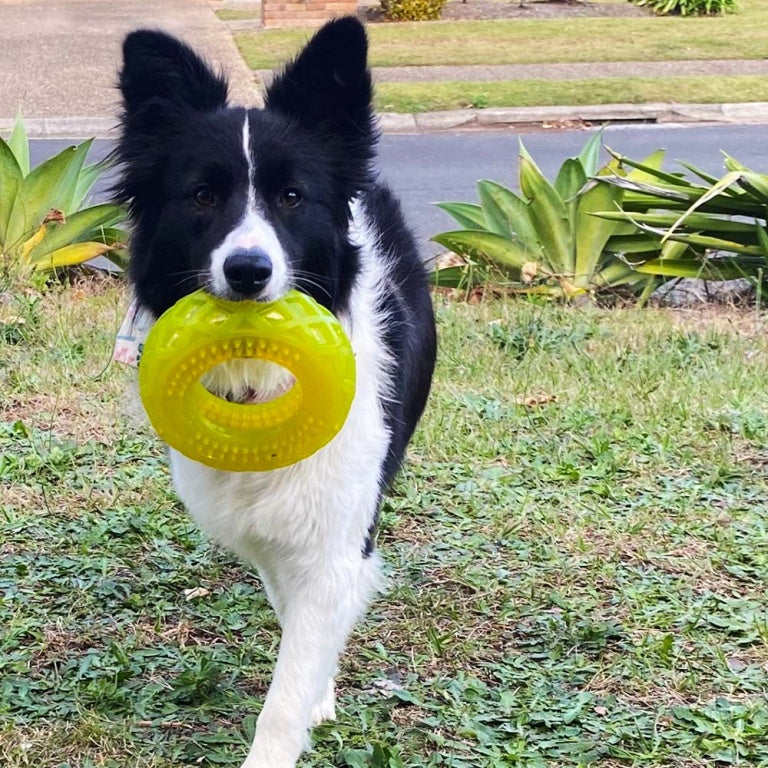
[596, 149, 768, 287]
[434, 135, 768, 304]
[630, 0, 738, 16]
[432, 135, 667, 301]
[0, 117, 126, 279]
[379, 0, 446, 22]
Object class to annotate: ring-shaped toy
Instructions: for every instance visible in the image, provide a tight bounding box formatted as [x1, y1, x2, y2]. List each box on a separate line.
[138, 289, 356, 472]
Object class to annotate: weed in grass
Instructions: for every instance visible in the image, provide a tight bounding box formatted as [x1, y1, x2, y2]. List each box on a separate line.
[469, 94, 490, 110]
[487, 307, 600, 361]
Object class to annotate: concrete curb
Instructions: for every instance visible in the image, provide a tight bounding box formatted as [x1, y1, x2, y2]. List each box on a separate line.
[378, 102, 768, 133]
[0, 117, 119, 140]
[5, 102, 768, 139]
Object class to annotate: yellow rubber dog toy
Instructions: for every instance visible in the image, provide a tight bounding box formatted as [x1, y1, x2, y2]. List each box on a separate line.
[138, 290, 356, 472]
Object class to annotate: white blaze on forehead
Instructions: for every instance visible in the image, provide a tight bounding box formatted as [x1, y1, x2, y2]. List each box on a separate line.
[242, 109, 256, 211]
[209, 112, 290, 301]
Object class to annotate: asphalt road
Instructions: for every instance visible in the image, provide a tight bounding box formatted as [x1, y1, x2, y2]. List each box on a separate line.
[30, 123, 768, 259]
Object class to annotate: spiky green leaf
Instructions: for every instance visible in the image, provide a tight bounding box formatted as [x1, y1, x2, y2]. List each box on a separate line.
[431, 229, 531, 272]
[662, 170, 744, 242]
[678, 160, 721, 186]
[476, 180, 539, 245]
[635, 256, 765, 280]
[594, 210, 757, 234]
[554, 158, 588, 203]
[519, 154, 572, 272]
[607, 148, 698, 188]
[756, 224, 768, 259]
[577, 130, 604, 177]
[5, 141, 92, 250]
[72, 157, 109, 211]
[0, 136, 23, 250]
[30, 241, 117, 271]
[27, 204, 125, 262]
[7, 115, 29, 177]
[603, 232, 664, 254]
[574, 175, 623, 286]
[658, 231, 763, 256]
[625, 149, 667, 183]
[435, 202, 487, 231]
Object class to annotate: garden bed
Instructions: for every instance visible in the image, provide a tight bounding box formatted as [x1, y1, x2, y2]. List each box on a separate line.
[364, 0, 652, 22]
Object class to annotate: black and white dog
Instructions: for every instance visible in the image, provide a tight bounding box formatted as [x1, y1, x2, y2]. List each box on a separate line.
[113, 17, 436, 768]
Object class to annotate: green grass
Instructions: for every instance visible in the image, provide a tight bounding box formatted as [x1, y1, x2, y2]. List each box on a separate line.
[2, 273, 768, 766]
[215, 9, 261, 21]
[374, 74, 768, 111]
[235, 0, 768, 69]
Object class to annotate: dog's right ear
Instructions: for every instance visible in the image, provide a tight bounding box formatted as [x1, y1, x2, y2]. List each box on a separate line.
[114, 32, 228, 215]
[119, 30, 228, 121]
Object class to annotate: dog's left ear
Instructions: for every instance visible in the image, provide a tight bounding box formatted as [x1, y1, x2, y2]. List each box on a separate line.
[265, 17, 375, 146]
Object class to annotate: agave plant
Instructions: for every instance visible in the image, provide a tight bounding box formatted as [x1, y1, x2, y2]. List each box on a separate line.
[0, 116, 127, 275]
[432, 133, 677, 301]
[594, 150, 768, 284]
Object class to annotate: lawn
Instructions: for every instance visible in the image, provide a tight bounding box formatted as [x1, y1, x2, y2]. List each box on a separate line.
[374, 75, 768, 112]
[237, 0, 768, 112]
[235, 0, 768, 69]
[2, 274, 768, 766]
[216, 9, 261, 21]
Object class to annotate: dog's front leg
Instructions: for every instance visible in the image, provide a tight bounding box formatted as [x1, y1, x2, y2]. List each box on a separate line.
[240, 551, 379, 768]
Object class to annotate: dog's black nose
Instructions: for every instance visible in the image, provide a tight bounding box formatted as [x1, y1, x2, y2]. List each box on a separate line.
[223, 249, 273, 296]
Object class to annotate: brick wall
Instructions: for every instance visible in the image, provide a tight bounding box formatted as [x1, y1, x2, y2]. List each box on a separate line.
[262, 0, 358, 28]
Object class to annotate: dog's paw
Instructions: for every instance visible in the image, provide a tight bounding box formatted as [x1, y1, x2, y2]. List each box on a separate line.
[311, 679, 336, 725]
[239, 743, 298, 768]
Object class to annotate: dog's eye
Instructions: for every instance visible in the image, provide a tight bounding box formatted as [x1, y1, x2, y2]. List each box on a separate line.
[280, 188, 302, 209]
[193, 186, 216, 207]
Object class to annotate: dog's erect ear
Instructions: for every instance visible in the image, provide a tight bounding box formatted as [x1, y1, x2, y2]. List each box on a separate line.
[265, 17, 374, 144]
[113, 31, 229, 214]
[119, 29, 228, 117]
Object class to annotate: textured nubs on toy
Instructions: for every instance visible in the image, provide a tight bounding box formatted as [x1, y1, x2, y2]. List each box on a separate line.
[138, 290, 356, 472]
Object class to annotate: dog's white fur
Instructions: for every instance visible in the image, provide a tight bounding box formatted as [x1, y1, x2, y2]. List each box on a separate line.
[167, 170, 393, 766]
[209, 116, 290, 303]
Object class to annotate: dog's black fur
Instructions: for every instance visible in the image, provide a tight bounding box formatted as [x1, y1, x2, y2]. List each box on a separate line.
[112, 18, 436, 767]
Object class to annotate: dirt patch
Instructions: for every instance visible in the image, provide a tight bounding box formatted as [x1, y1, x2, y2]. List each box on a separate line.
[364, 0, 652, 22]
[666, 305, 768, 338]
[1, 393, 118, 445]
[443, 0, 651, 20]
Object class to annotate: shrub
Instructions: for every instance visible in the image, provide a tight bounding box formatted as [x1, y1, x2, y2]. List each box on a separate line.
[0, 116, 127, 277]
[595, 151, 768, 285]
[431, 133, 676, 302]
[380, 0, 446, 22]
[630, 0, 738, 16]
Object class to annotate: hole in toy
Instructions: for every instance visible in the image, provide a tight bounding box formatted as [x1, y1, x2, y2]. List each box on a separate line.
[201, 358, 296, 404]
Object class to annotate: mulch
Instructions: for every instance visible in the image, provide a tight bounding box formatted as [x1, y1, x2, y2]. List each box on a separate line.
[363, 0, 652, 22]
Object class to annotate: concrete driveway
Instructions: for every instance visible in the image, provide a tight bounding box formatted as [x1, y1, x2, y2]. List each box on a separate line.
[0, 0, 261, 121]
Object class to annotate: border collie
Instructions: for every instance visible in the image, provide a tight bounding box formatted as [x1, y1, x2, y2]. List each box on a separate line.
[112, 17, 437, 768]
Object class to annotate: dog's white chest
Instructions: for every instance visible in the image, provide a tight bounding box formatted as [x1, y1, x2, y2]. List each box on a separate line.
[169, 212, 393, 563]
